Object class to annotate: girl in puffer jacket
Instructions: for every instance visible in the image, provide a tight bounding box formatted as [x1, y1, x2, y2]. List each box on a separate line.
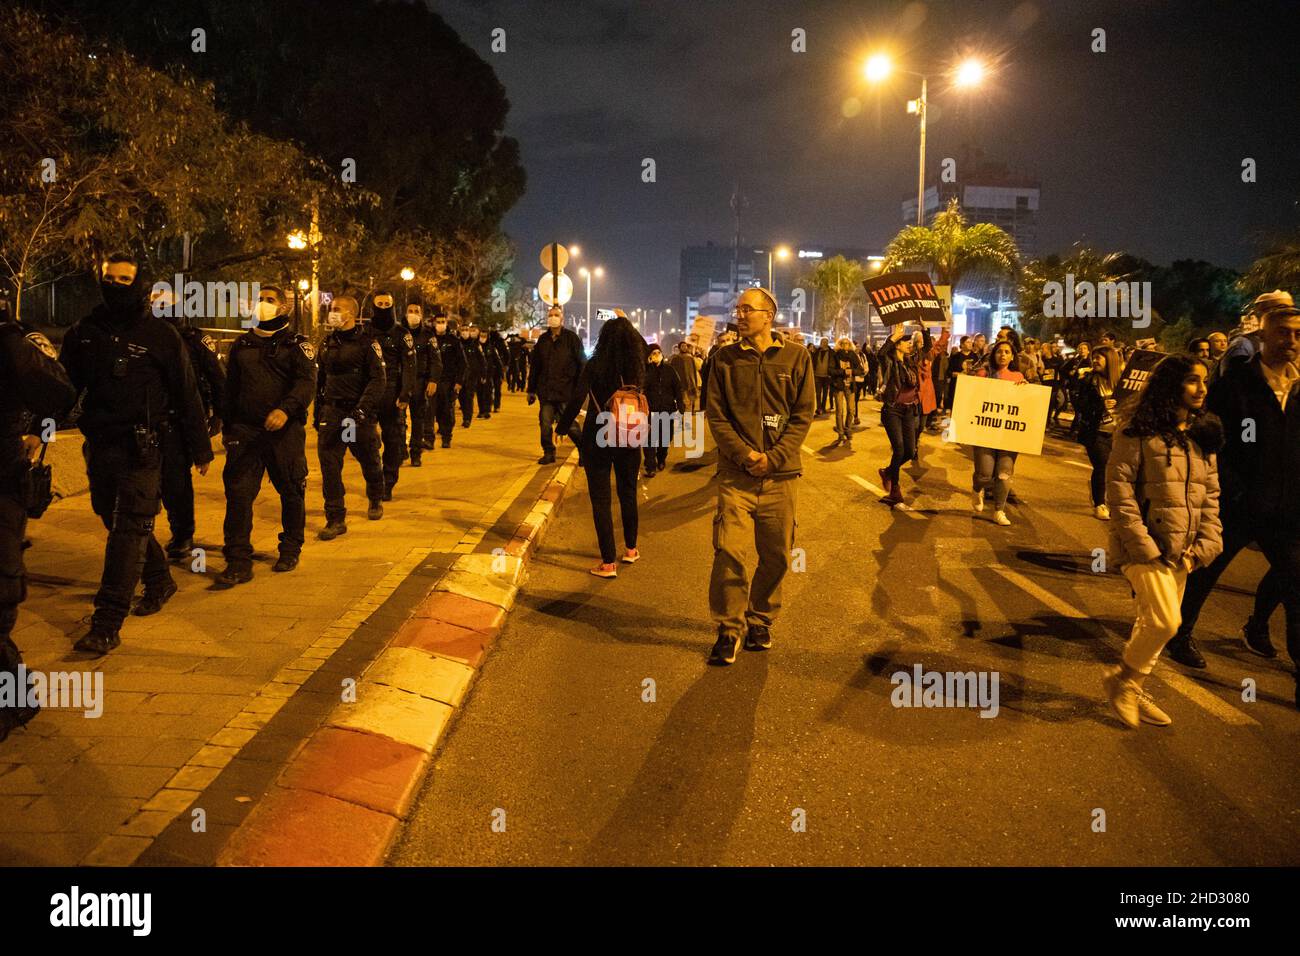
[1103, 354, 1224, 729]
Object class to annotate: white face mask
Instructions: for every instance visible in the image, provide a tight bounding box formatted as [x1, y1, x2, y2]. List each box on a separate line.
[326, 311, 343, 328]
[406, 313, 422, 327]
[547, 316, 562, 329]
[434, 322, 447, 334]
[254, 301, 279, 323]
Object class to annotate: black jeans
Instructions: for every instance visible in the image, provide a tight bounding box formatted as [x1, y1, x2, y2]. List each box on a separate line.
[458, 382, 478, 424]
[316, 407, 384, 521]
[160, 422, 194, 544]
[409, 389, 431, 455]
[434, 387, 457, 442]
[880, 403, 919, 482]
[585, 446, 640, 563]
[86, 438, 171, 630]
[538, 400, 564, 455]
[377, 395, 408, 490]
[1178, 518, 1300, 674]
[815, 377, 830, 414]
[1082, 431, 1112, 506]
[222, 423, 308, 568]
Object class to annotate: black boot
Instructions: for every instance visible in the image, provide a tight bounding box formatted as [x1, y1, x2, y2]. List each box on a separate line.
[133, 579, 178, 616]
[1166, 631, 1207, 669]
[1242, 617, 1277, 658]
[319, 520, 348, 541]
[74, 624, 121, 656]
[165, 537, 193, 562]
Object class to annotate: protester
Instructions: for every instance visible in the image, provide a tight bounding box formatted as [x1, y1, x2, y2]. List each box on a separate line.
[970, 340, 1025, 526]
[704, 287, 814, 664]
[668, 340, 701, 414]
[1169, 295, 1300, 706]
[528, 305, 585, 465]
[1102, 354, 1223, 728]
[1188, 337, 1211, 362]
[917, 326, 950, 440]
[1073, 345, 1123, 519]
[829, 335, 865, 447]
[555, 316, 646, 577]
[812, 337, 833, 417]
[641, 342, 684, 478]
[876, 318, 929, 507]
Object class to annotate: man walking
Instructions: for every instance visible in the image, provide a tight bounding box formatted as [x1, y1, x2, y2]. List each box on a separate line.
[368, 291, 415, 501]
[59, 253, 213, 655]
[704, 287, 815, 665]
[406, 302, 441, 467]
[527, 305, 585, 464]
[1169, 293, 1300, 708]
[216, 286, 316, 585]
[669, 339, 701, 414]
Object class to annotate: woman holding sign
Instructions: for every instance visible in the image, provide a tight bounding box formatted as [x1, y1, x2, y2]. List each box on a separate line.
[876, 319, 930, 507]
[970, 341, 1025, 526]
[1102, 355, 1222, 729]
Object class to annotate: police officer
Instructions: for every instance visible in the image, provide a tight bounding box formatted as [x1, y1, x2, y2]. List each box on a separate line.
[59, 253, 213, 655]
[476, 327, 501, 419]
[506, 334, 526, 392]
[152, 289, 226, 562]
[432, 312, 466, 448]
[216, 285, 316, 586]
[406, 301, 441, 467]
[315, 294, 386, 538]
[459, 323, 487, 426]
[0, 295, 77, 740]
[486, 328, 509, 412]
[368, 291, 415, 499]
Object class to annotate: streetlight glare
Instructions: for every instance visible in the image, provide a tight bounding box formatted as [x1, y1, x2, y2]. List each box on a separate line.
[579, 266, 589, 277]
[954, 58, 985, 88]
[570, 244, 581, 257]
[595, 267, 604, 277]
[775, 245, 792, 260]
[863, 53, 891, 83]
[286, 231, 307, 250]
[399, 267, 415, 281]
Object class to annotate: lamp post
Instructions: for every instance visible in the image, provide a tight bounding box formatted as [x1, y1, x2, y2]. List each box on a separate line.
[864, 54, 986, 226]
[579, 265, 603, 352]
[767, 245, 791, 301]
[400, 266, 414, 309]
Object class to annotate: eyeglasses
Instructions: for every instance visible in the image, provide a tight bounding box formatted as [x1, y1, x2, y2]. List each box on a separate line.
[732, 306, 773, 318]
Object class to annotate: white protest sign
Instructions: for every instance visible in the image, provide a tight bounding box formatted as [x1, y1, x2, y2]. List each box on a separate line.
[950, 376, 1052, 455]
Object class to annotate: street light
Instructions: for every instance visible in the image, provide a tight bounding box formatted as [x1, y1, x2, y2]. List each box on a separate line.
[863, 53, 987, 226]
[768, 245, 791, 300]
[286, 231, 307, 250]
[578, 265, 603, 352]
[400, 266, 415, 309]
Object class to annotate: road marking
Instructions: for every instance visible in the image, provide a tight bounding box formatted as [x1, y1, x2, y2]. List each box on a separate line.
[990, 567, 1258, 726]
[848, 474, 924, 519]
[1062, 460, 1091, 470]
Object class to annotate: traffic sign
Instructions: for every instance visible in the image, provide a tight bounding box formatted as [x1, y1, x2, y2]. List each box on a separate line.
[537, 271, 573, 306]
[540, 243, 569, 273]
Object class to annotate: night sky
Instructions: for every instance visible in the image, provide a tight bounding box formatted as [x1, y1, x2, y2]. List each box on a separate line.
[433, 0, 1299, 310]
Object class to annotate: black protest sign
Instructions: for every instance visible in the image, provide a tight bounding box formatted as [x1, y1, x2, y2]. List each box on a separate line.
[863, 271, 948, 326]
[1115, 349, 1165, 416]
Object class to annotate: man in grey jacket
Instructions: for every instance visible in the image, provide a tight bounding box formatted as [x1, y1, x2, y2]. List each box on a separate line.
[704, 287, 815, 665]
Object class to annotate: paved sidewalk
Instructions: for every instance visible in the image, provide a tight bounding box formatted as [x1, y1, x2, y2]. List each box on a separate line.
[0, 393, 552, 865]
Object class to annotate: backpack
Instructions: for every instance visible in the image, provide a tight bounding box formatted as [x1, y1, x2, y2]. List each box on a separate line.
[595, 381, 650, 449]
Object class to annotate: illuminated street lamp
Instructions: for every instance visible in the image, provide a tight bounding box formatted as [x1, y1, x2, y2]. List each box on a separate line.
[768, 245, 792, 301]
[863, 53, 988, 226]
[286, 231, 307, 250]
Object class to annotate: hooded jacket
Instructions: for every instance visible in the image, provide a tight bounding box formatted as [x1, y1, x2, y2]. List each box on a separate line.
[1106, 417, 1224, 570]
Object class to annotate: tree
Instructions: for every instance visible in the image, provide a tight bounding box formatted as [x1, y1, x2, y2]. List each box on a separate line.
[1239, 234, 1300, 296]
[1016, 246, 1148, 344]
[28, 0, 526, 242]
[883, 198, 1020, 294]
[800, 256, 866, 338]
[0, 7, 364, 322]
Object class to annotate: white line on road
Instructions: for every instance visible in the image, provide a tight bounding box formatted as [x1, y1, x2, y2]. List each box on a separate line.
[989, 567, 1258, 726]
[848, 474, 925, 519]
[1062, 460, 1091, 470]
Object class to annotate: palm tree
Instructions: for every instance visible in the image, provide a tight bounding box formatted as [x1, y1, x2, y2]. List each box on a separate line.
[800, 255, 866, 338]
[883, 198, 1020, 293]
[1016, 245, 1148, 343]
[1239, 234, 1300, 295]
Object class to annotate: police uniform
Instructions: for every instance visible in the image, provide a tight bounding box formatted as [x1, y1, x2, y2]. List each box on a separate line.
[0, 319, 76, 739]
[221, 326, 317, 572]
[315, 324, 386, 521]
[459, 335, 487, 426]
[161, 322, 225, 557]
[486, 331, 509, 411]
[373, 320, 416, 495]
[433, 329, 466, 446]
[59, 297, 213, 644]
[408, 323, 443, 464]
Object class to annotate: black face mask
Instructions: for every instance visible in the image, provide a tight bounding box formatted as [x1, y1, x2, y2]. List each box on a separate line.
[372, 306, 395, 331]
[101, 279, 144, 317]
[256, 314, 289, 334]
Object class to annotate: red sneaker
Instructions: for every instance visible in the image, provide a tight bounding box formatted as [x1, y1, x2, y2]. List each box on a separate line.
[589, 562, 618, 578]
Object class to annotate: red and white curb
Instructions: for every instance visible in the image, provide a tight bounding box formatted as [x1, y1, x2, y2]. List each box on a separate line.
[218, 452, 580, 866]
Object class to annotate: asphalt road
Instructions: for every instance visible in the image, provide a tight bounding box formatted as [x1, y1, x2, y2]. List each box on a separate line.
[391, 398, 1300, 866]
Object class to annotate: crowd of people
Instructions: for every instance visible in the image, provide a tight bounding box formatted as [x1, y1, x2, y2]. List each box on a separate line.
[2, 256, 1297, 742]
